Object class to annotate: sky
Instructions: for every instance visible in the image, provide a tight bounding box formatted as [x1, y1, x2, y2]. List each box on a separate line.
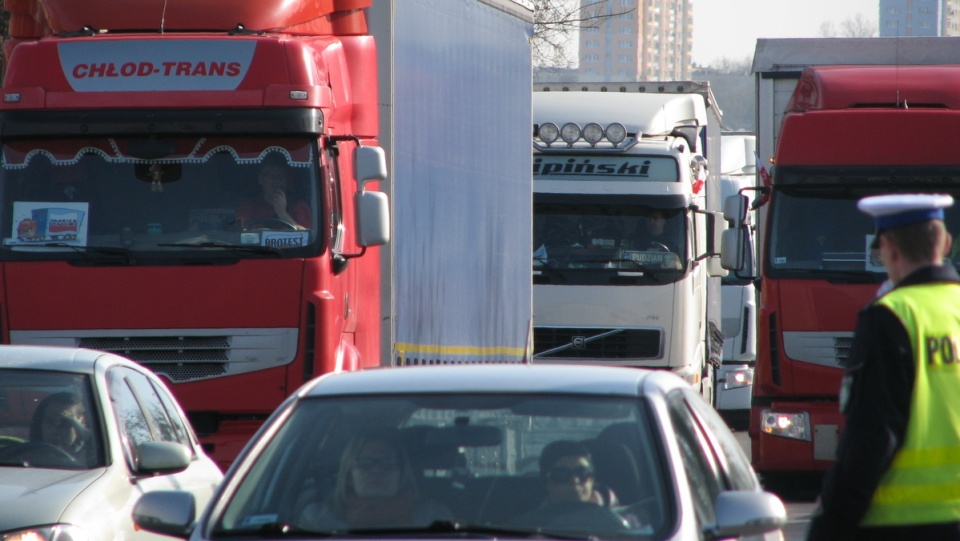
[693, 0, 880, 66]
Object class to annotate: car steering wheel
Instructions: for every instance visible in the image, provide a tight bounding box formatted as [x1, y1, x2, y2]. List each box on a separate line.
[538, 501, 629, 532]
[649, 241, 671, 252]
[0, 441, 78, 466]
[614, 495, 659, 528]
[243, 217, 299, 231]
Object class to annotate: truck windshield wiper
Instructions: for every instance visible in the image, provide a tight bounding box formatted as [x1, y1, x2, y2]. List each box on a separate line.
[157, 241, 282, 257]
[805, 269, 884, 283]
[27, 243, 134, 263]
[533, 257, 566, 282]
[607, 259, 663, 282]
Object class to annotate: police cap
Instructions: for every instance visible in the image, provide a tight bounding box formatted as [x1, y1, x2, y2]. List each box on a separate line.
[858, 193, 954, 248]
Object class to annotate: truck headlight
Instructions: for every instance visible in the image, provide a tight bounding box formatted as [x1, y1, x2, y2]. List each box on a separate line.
[722, 366, 754, 390]
[2, 525, 88, 541]
[760, 410, 810, 441]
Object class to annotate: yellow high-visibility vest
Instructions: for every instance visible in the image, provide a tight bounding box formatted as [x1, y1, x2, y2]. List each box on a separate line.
[862, 282, 960, 525]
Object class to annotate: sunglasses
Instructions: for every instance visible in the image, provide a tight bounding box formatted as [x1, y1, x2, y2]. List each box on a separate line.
[546, 465, 594, 483]
[354, 456, 400, 471]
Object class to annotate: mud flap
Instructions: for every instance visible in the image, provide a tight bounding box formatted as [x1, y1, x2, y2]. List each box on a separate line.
[708, 321, 725, 372]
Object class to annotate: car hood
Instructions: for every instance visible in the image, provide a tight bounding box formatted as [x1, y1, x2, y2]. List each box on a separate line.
[0, 467, 105, 529]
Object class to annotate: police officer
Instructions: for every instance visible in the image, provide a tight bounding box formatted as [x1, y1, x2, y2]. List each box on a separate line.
[807, 193, 960, 540]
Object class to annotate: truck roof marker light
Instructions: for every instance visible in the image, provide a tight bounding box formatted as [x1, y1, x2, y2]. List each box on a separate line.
[560, 123, 581, 145]
[3, 93, 21, 103]
[538, 123, 559, 145]
[606, 123, 627, 145]
[582, 123, 604, 145]
[289, 91, 308, 100]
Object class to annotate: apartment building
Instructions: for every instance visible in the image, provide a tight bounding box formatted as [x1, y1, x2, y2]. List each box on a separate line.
[879, 0, 960, 36]
[578, 0, 693, 81]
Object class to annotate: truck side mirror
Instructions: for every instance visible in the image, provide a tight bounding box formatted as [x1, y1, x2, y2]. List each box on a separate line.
[721, 228, 746, 271]
[356, 190, 390, 247]
[707, 211, 728, 277]
[355, 146, 387, 186]
[723, 194, 748, 227]
[354, 145, 390, 247]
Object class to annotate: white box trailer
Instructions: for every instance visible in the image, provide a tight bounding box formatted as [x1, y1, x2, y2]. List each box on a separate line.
[530, 82, 727, 404]
[369, 1, 534, 365]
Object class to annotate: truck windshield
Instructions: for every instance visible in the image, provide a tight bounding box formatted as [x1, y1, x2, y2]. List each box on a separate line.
[768, 182, 960, 278]
[533, 197, 687, 282]
[0, 136, 321, 261]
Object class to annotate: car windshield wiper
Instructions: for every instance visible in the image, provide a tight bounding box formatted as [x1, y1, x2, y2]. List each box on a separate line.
[157, 241, 282, 257]
[213, 522, 336, 538]
[333, 520, 596, 540]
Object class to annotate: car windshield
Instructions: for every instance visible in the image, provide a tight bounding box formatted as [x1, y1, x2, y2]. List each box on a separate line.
[0, 370, 104, 469]
[213, 394, 674, 539]
[0, 136, 321, 262]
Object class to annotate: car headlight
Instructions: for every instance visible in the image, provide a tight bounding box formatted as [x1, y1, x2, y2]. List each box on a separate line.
[2, 525, 88, 541]
[760, 410, 811, 441]
[722, 366, 754, 390]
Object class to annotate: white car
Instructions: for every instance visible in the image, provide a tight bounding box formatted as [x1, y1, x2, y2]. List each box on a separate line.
[0, 345, 223, 541]
[134, 364, 784, 540]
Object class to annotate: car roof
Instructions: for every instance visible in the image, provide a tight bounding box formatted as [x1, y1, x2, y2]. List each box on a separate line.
[0, 345, 125, 373]
[303, 363, 686, 398]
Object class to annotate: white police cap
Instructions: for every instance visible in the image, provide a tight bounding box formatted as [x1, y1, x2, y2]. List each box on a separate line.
[858, 193, 954, 232]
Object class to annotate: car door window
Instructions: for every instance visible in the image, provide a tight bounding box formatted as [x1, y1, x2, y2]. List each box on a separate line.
[107, 367, 154, 468]
[149, 379, 198, 449]
[108, 367, 195, 466]
[666, 391, 722, 526]
[124, 369, 189, 446]
[681, 388, 757, 491]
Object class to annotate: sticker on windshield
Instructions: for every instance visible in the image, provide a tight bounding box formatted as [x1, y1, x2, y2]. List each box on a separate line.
[261, 231, 309, 249]
[239, 514, 279, 528]
[865, 235, 884, 273]
[5, 202, 89, 246]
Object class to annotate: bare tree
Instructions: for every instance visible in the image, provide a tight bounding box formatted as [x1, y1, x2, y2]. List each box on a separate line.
[532, 0, 633, 68]
[819, 13, 877, 38]
[818, 21, 838, 37]
[841, 13, 877, 38]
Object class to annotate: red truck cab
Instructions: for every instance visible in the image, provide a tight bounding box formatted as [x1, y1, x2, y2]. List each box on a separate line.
[0, 0, 389, 470]
[726, 65, 960, 489]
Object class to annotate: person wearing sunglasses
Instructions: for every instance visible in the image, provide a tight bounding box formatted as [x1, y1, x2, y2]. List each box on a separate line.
[30, 391, 95, 465]
[511, 440, 627, 531]
[298, 431, 452, 530]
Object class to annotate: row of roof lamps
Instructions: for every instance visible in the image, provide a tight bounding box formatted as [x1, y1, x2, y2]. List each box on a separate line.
[535, 122, 628, 147]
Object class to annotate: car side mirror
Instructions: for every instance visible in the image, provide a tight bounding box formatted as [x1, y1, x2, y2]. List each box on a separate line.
[136, 441, 192, 476]
[705, 490, 786, 540]
[133, 490, 196, 539]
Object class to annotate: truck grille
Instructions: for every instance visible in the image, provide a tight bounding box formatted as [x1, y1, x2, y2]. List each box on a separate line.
[79, 336, 230, 381]
[533, 327, 662, 360]
[782, 332, 854, 368]
[12, 327, 298, 383]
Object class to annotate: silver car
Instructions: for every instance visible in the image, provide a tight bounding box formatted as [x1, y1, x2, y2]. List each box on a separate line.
[0, 345, 223, 541]
[134, 364, 784, 540]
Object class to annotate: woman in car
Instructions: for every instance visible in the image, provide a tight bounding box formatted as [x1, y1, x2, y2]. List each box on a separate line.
[298, 431, 452, 530]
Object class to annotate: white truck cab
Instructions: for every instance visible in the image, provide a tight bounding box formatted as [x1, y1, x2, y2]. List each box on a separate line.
[531, 83, 726, 404]
[716, 134, 758, 428]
